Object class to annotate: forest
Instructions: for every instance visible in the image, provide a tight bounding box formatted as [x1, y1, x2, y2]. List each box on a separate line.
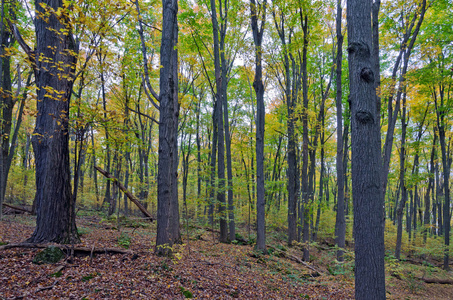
[1, 0, 453, 298]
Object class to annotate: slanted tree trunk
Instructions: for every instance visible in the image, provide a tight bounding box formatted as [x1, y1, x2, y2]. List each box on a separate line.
[347, 0, 385, 297]
[380, 0, 427, 203]
[27, 0, 79, 244]
[96, 44, 113, 213]
[395, 93, 408, 260]
[207, 99, 218, 223]
[250, 0, 267, 252]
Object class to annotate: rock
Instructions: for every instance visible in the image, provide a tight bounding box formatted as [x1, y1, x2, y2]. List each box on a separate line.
[32, 246, 64, 264]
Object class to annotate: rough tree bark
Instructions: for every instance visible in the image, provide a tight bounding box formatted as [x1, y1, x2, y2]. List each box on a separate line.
[27, 0, 79, 243]
[155, 0, 180, 255]
[218, 0, 235, 242]
[300, 11, 310, 262]
[210, 0, 227, 243]
[347, 0, 385, 297]
[434, 82, 451, 270]
[250, 0, 267, 253]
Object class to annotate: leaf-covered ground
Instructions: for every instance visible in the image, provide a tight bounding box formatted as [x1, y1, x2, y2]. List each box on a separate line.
[1, 214, 453, 299]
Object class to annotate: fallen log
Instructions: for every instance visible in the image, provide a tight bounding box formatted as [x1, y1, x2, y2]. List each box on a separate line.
[2, 203, 32, 214]
[191, 225, 249, 244]
[95, 166, 153, 221]
[0, 243, 133, 255]
[418, 277, 453, 284]
[268, 245, 324, 275]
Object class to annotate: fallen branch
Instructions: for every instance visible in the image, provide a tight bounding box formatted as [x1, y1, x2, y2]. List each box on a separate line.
[0, 243, 133, 255]
[35, 280, 59, 293]
[95, 166, 153, 221]
[268, 245, 323, 275]
[2, 203, 32, 214]
[418, 277, 453, 284]
[192, 225, 249, 244]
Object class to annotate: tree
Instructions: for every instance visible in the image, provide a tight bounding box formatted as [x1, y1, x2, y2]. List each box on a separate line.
[271, 2, 301, 246]
[347, 0, 385, 298]
[155, 0, 180, 254]
[135, 0, 180, 254]
[334, 0, 345, 262]
[209, 0, 227, 243]
[250, 0, 267, 252]
[23, 0, 79, 243]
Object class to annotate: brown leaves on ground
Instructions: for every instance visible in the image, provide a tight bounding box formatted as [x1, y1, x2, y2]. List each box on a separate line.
[0, 215, 452, 299]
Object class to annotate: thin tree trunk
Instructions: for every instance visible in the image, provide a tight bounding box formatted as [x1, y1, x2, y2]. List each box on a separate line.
[334, 0, 345, 262]
[395, 93, 407, 260]
[424, 132, 437, 241]
[434, 84, 451, 270]
[380, 0, 427, 202]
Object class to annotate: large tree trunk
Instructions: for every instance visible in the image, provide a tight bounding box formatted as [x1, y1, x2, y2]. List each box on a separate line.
[169, 21, 181, 245]
[347, 0, 385, 298]
[250, 0, 267, 252]
[155, 0, 179, 255]
[28, 0, 79, 244]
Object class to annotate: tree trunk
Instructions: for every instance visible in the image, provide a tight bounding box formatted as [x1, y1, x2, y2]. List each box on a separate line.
[434, 83, 451, 270]
[300, 13, 310, 262]
[347, 0, 385, 297]
[95, 166, 153, 220]
[380, 0, 427, 203]
[219, 5, 235, 242]
[209, 0, 227, 243]
[155, 0, 179, 255]
[424, 132, 437, 241]
[272, 11, 299, 246]
[28, 0, 79, 244]
[334, 0, 345, 262]
[395, 94, 407, 260]
[250, 0, 267, 252]
[169, 22, 181, 244]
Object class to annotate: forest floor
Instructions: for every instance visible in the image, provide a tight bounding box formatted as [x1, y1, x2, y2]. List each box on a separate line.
[1, 213, 453, 299]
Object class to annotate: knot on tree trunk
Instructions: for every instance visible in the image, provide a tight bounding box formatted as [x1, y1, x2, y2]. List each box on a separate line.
[355, 110, 374, 124]
[360, 67, 374, 83]
[347, 42, 370, 58]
